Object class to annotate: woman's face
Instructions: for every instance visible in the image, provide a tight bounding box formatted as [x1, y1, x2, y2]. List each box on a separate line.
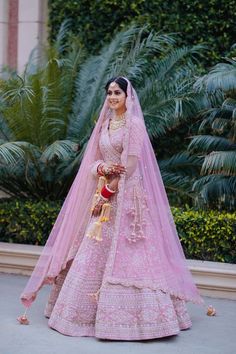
[107, 82, 126, 113]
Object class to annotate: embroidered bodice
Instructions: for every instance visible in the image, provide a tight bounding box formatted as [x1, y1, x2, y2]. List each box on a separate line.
[99, 123, 124, 164]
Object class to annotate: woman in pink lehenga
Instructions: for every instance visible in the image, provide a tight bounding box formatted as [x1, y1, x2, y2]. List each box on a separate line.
[19, 77, 205, 340]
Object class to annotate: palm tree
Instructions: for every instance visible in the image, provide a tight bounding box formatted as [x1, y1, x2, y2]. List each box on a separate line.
[0, 24, 207, 200]
[187, 56, 236, 209]
[0, 22, 84, 199]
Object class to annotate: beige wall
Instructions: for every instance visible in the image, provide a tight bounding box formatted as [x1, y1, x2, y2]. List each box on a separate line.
[17, 0, 48, 72]
[0, 0, 48, 74]
[0, 0, 9, 68]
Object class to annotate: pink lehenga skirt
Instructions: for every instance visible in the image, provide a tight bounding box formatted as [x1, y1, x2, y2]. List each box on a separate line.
[45, 211, 192, 340]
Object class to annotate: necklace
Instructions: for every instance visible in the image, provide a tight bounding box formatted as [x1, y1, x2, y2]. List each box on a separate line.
[109, 113, 126, 130]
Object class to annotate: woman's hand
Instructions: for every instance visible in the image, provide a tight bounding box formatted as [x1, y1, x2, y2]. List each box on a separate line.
[91, 177, 119, 217]
[101, 162, 126, 176]
[108, 176, 120, 191]
[92, 198, 106, 217]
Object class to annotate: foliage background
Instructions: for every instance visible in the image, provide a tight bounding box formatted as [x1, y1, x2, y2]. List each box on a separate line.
[0, 26, 209, 203]
[48, 0, 236, 68]
[0, 3, 236, 259]
[0, 199, 235, 263]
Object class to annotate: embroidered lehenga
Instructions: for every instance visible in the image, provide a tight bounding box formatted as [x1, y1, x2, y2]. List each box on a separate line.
[20, 78, 204, 340]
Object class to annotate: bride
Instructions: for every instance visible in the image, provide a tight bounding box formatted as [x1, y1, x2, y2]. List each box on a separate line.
[19, 77, 205, 340]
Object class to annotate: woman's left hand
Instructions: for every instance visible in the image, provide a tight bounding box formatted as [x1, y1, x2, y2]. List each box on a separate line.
[92, 199, 105, 217]
[92, 179, 119, 217]
[108, 176, 119, 191]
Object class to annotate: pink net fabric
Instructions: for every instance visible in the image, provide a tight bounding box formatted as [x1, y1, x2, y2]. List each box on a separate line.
[20, 100, 109, 307]
[20, 78, 204, 310]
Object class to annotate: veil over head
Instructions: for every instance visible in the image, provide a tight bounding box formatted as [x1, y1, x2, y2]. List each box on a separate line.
[21, 78, 204, 308]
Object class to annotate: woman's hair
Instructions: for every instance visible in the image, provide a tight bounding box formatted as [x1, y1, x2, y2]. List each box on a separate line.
[105, 77, 128, 95]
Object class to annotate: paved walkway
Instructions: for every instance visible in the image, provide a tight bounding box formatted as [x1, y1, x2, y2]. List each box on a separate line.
[0, 273, 236, 354]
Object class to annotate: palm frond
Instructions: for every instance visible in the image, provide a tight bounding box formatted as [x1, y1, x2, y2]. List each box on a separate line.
[0, 141, 26, 164]
[152, 44, 205, 83]
[143, 90, 209, 138]
[201, 151, 236, 175]
[2, 79, 34, 104]
[198, 106, 233, 132]
[54, 19, 72, 54]
[158, 152, 202, 198]
[193, 175, 236, 209]
[222, 97, 236, 110]
[40, 140, 78, 162]
[188, 135, 236, 153]
[159, 152, 202, 175]
[194, 59, 236, 93]
[161, 171, 195, 196]
[0, 113, 12, 140]
[111, 30, 176, 83]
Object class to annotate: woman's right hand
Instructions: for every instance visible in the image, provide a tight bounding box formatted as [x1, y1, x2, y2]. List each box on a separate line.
[102, 162, 126, 176]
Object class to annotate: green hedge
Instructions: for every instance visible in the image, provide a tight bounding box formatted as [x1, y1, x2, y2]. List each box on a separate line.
[0, 199, 235, 263]
[172, 207, 236, 263]
[48, 0, 236, 67]
[0, 199, 61, 245]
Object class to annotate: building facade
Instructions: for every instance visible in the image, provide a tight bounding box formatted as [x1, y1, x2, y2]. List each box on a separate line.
[0, 0, 48, 73]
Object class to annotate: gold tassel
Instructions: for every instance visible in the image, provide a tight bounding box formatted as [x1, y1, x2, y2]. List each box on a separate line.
[17, 308, 29, 325]
[86, 220, 103, 241]
[100, 202, 112, 222]
[86, 203, 111, 241]
[97, 176, 107, 192]
[86, 176, 111, 242]
[95, 221, 103, 241]
[90, 176, 107, 212]
[206, 305, 216, 316]
[90, 191, 99, 212]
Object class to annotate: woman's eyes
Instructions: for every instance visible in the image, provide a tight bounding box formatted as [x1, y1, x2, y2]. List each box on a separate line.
[107, 90, 121, 95]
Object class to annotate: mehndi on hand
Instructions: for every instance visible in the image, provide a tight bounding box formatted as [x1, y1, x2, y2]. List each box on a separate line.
[97, 162, 126, 177]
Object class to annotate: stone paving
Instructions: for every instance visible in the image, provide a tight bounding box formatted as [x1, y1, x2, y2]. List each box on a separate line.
[1, 273, 236, 354]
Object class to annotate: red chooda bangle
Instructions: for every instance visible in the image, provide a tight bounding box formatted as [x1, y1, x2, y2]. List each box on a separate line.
[101, 184, 116, 199]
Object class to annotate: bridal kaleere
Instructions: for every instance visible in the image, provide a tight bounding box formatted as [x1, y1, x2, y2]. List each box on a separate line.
[18, 77, 212, 340]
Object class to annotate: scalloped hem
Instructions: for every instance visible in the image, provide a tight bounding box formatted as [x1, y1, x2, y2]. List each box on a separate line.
[105, 277, 205, 306]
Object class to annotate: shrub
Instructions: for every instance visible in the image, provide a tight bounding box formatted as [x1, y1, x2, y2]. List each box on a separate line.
[0, 199, 235, 263]
[0, 199, 61, 245]
[48, 0, 236, 67]
[172, 207, 236, 263]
